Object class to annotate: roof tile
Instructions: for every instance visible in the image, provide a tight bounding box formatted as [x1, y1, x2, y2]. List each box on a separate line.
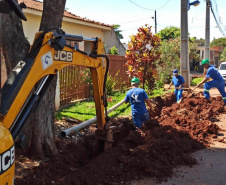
[18, 0, 112, 28]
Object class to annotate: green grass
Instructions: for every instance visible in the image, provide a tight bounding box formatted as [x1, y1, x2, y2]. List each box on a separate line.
[150, 88, 166, 97]
[55, 92, 131, 121]
[56, 78, 204, 122]
[190, 77, 204, 86]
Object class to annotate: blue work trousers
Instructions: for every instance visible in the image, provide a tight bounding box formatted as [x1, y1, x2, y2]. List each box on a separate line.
[204, 80, 226, 104]
[174, 89, 184, 102]
[132, 113, 149, 128]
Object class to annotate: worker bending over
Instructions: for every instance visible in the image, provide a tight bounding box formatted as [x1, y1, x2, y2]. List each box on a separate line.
[124, 77, 152, 129]
[195, 59, 226, 104]
[168, 69, 185, 103]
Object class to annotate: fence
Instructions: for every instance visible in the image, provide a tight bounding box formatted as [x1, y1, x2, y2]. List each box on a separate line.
[107, 55, 130, 89]
[59, 66, 90, 105]
[59, 55, 130, 105]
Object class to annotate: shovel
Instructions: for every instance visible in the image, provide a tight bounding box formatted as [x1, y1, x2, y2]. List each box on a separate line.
[177, 86, 199, 103]
[163, 87, 191, 91]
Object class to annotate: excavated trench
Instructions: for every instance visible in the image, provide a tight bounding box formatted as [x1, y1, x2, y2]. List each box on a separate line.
[15, 92, 225, 185]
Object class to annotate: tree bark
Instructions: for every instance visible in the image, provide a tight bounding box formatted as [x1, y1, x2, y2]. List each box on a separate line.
[1, 0, 66, 157]
[40, 0, 66, 31]
[2, 7, 30, 74]
[22, 0, 66, 157]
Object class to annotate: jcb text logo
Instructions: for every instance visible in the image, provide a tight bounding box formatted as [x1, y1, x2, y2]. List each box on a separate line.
[0, 145, 14, 175]
[54, 51, 73, 62]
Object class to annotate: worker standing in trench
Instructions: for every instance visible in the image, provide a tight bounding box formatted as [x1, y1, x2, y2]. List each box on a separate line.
[168, 69, 185, 103]
[124, 77, 152, 129]
[195, 59, 226, 104]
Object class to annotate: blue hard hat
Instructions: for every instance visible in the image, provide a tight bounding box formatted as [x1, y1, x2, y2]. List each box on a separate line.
[173, 69, 178, 74]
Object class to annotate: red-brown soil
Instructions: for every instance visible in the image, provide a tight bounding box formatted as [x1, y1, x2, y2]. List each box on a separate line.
[15, 92, 226, 185]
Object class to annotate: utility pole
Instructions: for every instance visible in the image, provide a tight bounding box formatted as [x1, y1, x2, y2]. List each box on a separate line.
[155, 10, 157, 34]
[152, 10, 157, 34]
[180, 0, 190, 88]
[205, 0, 211, 60]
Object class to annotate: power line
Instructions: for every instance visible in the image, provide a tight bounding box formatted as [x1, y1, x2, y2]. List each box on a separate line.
[210, 4, 226, 37]
[209, 0, 226, 37]
[128, 0, 170, 11]
[116, 16, 153, 24]
[211, 0, 220, 23]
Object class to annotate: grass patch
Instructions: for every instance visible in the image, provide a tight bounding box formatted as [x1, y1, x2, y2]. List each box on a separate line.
[56, 78, 205, 122]
[190, 77, 204, 86]
[150, 88, 167, 97]
[55, 92, 131, 121]
[56, 86, 178, 122]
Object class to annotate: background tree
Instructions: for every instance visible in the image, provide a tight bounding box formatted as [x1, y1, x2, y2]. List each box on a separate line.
[2, 0, 66, 157]
[156, 38, 180, 83]
[210, 37, 226, 48]
[157, 26, 181, 40]
[157, 37, 200, 84]
[125, 24, 161, 91]
[220, 47, 226, 61]
[113, 24, 123, 39]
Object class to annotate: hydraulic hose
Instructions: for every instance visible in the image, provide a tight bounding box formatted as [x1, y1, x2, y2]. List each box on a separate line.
[89, 54, 109, 95]
[89, 54, 109, 118]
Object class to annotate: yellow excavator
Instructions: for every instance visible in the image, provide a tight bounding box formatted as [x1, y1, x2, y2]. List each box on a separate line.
[0, 1, 111, 184]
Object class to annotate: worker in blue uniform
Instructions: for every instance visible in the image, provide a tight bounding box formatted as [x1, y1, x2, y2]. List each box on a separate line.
[168, 69, 185, 103]
[124, 77, 152, 129]
[196, 59, 226, 104]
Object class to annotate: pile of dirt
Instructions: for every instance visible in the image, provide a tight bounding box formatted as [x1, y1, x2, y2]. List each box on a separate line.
[15, 92, 226, 185]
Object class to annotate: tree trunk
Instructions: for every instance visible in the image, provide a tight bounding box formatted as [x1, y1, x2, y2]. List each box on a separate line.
[22, 0, 66, 157]
[2, 7, 30, 74]
[2, 0, 66, 158]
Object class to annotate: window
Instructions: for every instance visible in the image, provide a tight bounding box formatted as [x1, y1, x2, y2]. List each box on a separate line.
[219, 64, 226, 70]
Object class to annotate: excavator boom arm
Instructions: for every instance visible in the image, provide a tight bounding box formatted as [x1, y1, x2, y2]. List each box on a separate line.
[0, 31, 108, 138]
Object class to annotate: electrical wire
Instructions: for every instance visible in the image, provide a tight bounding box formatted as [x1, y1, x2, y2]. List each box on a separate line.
[209, 0, 226, 37]
[128, 0, 170, 11]
[116, 16, 153, 24]
[211, 8, 225, 37]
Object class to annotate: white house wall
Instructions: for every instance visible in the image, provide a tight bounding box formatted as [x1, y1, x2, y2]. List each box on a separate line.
[62, 21, 104, 39]
[104, 29, 126, 56]
[22, 11, 109, 47]
[22, 10, 125, 56]
[22, 13, 42, 44]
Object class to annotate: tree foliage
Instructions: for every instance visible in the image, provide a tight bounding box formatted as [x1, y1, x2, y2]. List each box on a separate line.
[125, 25, 161, 91]
[108, 46, 118, 55]
[113, 24, 123, 39]
[220, 47, 226, 61]
[156, 38, 180, 83]
[157, 26, 181, 40]
[157, 37, 200, 83]
[210, 37, 226, 47]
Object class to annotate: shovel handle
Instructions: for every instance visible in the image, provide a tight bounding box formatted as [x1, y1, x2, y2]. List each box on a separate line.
[175, 87, 190, 90]
[167, 87, 190, 90]
[191, 86, 199, 92]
